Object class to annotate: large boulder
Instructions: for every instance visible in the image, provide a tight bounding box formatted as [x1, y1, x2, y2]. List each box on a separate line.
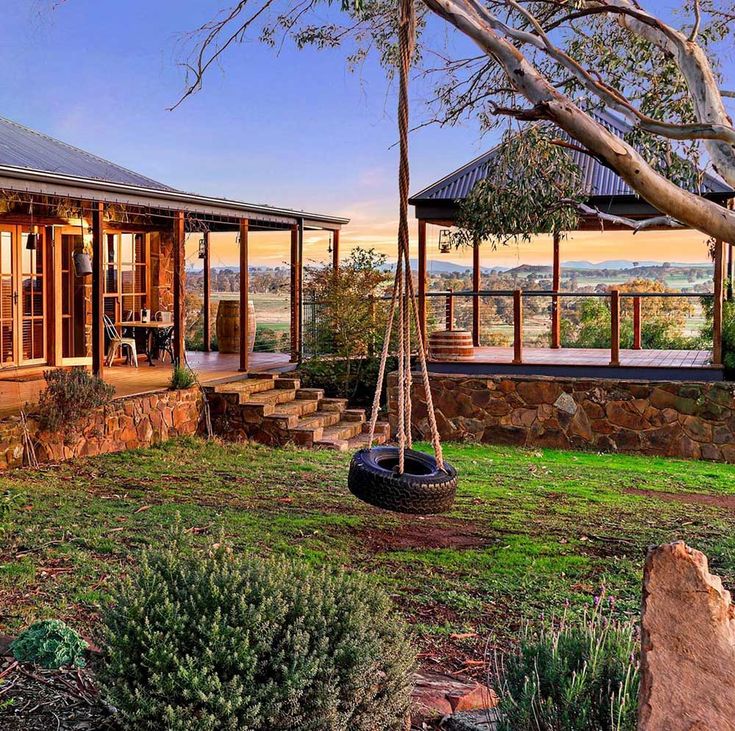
[638, 541, 735, 730]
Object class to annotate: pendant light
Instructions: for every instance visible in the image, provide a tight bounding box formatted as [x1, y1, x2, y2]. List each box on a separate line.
[198, 237, 207, 259]
[26, 202, 37, 250]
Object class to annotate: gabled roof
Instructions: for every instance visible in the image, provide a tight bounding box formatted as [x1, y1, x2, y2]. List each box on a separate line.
[0, 116, 176, 192]
[409, 110, 733, 204]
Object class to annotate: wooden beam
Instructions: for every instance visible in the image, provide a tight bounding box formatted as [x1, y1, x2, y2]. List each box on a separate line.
[239, 219, 250, 372]
[713, 238, 725, 367]
[610, 289, 620, 366]
[297, 218, 304, 361]
[551, 231, 561, 348]
[472, 237, 480, 347]
[45, 225, 59, 366]
[418, 219, 428, 349]
[512, 289, 522, 364]
[172, 211, 186, 365]
[203, 232, 211, 352]
[290, 223, 300, 362]
[91, 202, 105, 377]
[332, 229, 340, 273]
[727, 243, 733, 302]
[633, 296, 642, 350]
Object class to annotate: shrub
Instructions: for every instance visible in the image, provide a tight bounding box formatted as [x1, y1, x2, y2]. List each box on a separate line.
[36, 368, 114, 435]
[100, 531, 415, 731]
[496, 610, 639, 731]
[169, 365, 196, 390]
[10, 619, 88, 669]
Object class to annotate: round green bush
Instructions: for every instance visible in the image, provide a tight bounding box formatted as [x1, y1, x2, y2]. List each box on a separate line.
[100, 533, 415, 730]
[10, 619, 88, 669]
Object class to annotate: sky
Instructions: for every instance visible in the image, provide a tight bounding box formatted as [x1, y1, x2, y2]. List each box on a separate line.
[0, 0, 727, 270]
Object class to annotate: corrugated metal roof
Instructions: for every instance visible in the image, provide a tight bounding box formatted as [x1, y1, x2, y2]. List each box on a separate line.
[410, 110, 733, 203]
[0, 116, 177, 192]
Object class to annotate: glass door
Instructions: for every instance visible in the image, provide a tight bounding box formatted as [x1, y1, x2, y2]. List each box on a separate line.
[60, 232, 90, 360]
[0, 225, 47, 369]
[0, 228, 15, 366]
[19, 230, 46, 364]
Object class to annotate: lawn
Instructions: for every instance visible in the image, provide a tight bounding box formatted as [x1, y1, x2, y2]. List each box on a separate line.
[1, 438, 734, 677]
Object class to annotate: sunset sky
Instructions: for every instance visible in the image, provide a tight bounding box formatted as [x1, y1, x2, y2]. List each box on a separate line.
[1, 1, 729, 270]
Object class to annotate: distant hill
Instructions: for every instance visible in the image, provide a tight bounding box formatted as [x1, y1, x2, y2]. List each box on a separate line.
[382, 259, 506, 274]
[562, 260, 710, 270]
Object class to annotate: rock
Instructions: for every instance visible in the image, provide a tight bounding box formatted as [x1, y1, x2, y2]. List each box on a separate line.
[411, 670, 498, 722]
[440, 709, 500, 730]
[553, 391, 577, 415]
[638, 541, 735, 731]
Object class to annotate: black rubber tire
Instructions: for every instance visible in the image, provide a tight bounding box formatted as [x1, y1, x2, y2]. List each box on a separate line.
[348, 446, 458, 515]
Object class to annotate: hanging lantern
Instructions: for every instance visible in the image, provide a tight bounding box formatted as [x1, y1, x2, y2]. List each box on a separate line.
[198, 237, 207, 259]
[25, 229, 38, 251]
[73, 249, 93, 277]
[438, 229, 453, 254]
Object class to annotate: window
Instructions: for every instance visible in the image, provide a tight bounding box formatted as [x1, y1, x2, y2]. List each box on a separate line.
[103, 232, 148, 322]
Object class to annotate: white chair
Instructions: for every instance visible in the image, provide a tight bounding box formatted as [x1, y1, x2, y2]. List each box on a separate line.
[104, 315, 138, 367]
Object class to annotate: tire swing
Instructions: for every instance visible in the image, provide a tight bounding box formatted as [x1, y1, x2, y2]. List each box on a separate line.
[348, 0, 457, 515]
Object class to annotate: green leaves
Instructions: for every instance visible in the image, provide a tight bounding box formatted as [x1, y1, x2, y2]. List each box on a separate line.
[10, 619, 88, 669]
[454, 125, 584, 249]
[100, 530, 415, 730]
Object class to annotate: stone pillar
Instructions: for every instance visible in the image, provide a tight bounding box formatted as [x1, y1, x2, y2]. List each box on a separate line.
[638, 541, 735, 731]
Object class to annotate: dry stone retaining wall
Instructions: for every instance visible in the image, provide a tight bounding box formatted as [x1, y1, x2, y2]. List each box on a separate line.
[0, 388, 201, 470]
[388, 372, 735, 462]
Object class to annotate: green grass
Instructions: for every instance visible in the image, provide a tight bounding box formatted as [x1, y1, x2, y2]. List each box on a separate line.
[0, 438, 733, 671]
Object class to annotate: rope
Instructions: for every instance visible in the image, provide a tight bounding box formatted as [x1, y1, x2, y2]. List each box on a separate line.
[365, 0, 445, 473]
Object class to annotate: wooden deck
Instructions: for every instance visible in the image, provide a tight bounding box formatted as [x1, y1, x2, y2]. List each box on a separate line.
[427, 346, 724, 382]
[0, 352, 293, 417]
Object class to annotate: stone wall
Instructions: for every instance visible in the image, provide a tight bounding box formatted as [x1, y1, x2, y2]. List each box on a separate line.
[388, 372, 735, 462]
[150, 230, 175, 315]
[0, 388, 202, 470]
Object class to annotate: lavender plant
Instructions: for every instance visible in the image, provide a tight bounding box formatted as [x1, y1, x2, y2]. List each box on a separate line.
[496, 606, 639, 731]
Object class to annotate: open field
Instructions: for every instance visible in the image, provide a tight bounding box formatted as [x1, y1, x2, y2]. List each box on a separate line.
[1, 438, 733, 677]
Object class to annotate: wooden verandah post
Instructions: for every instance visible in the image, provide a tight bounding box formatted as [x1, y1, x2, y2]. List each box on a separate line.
[203, 231, 211, 352]
[332, 228, 340, 273]
[172, 211, 186, 365]
[472, 237, 480, 347]
[290, 221, 303, 362]
[91, 201, 105, 377]
[239, 219, 250, 372]
[551, 231, 561, 349]
[713, 238, 725, 367]
[417, 219, 427, 350]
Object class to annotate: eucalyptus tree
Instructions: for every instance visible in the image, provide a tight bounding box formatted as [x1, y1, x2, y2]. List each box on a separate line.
[173, 1, 735, 241]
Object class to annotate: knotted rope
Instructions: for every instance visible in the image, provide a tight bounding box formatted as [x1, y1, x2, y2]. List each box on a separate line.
[367, 0, 444, 473]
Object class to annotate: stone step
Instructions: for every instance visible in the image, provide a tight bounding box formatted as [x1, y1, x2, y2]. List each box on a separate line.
[296, 388, 324, 401]
[364, 421, 391, 439]
[314, 421, 380, 451]
[291, 410, 343, 433]
[344, 431, 389, 451]
[342, 409, 366, 423]
[245, 388, 297, 406]
[213, 377, 275, 399]
[275, 377, 301, 390]
[263, 400, 321, 430]
[320, 397, 348, 413]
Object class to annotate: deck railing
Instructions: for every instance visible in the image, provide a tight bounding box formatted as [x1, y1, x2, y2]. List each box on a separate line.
[301, 289, 716, 365]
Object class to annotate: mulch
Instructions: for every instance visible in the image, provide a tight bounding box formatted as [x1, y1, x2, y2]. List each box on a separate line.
[0, 656, 117, 731]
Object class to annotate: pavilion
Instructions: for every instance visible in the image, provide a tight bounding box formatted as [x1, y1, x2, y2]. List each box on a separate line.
[410, 111, 734, 381]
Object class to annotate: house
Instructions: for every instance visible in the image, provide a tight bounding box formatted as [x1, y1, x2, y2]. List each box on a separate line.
[0, 116, 347, 391]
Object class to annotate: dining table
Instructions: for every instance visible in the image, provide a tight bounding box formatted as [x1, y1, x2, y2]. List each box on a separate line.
[119, 321, 174, 366]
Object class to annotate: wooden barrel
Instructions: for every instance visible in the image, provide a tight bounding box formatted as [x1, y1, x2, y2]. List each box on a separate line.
[428, 329, 474, 361]
[215, 300, 256, 354]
